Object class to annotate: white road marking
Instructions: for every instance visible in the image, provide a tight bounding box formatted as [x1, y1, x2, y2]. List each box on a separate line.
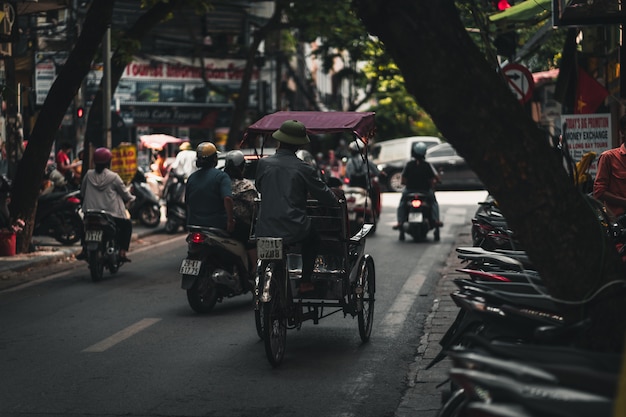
[378, 207, 467, 338]
[82, 318, 161, 353]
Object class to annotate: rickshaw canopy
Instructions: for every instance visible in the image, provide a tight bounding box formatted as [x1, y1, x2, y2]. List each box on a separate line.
[243, 111, 376, 144]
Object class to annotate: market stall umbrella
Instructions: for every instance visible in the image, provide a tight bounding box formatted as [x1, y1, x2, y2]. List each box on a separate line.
[139, 134, 189, 150]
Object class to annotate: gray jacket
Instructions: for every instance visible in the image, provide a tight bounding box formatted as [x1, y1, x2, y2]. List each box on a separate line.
[81, 168, 135, 219]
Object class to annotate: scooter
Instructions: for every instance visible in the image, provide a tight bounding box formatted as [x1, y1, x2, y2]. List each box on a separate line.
[398, 191, 439, 242]
[82, 209, 124, 282]
[128, 169, 161, 228]
[34, 189, 83, 245]
[163, 173, 186, 234]
[179, 226, 252, 313]
[343, 185, 377, 236]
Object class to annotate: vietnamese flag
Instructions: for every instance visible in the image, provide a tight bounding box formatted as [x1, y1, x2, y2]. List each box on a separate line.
[575, 67, 609, 114]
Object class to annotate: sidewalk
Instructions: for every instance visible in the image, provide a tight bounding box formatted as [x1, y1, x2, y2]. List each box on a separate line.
[395, 229, 472, 417]
[0, 222, 165, 289]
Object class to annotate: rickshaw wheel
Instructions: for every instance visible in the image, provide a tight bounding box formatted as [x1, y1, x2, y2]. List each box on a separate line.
[357, 256, 375, 342]
[254, 262, 268, 340]
[262, 262, 287, 367]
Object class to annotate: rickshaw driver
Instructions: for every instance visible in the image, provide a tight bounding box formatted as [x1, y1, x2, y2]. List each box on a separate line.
[255, 120, 342, 293]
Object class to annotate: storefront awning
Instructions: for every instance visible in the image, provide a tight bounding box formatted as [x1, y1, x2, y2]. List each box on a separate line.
[489, 0, 552, 35]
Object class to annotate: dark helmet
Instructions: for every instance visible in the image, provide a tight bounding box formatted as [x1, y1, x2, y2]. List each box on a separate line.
[412, 142, 428, 159]
[93, 147, 113, 164]
[196, 142, 218, 168]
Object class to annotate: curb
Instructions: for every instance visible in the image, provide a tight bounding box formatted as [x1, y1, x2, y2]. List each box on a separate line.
[395, 230, 472, 417]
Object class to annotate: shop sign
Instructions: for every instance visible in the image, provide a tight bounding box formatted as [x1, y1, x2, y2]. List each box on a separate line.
[562, 113, 612, 177]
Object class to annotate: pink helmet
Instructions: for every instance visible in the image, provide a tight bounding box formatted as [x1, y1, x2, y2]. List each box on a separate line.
[93, 147, 112, 164]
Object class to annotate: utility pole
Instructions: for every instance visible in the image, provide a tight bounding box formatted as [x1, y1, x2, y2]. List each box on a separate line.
[103, 25, 111, 148]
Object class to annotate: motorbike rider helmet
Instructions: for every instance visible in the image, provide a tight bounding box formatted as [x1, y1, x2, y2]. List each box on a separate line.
[93, 147, 113, 164]
[196, 142, 219, 168]
[349, 140, 366, 155]
[225, 150, 245, 170]
[411, 142, 428, 159]
[179, 142, 192, 151]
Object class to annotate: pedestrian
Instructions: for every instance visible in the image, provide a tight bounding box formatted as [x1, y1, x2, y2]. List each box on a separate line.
[78, 147, 135, 262]
[593, 114, 626, 218]
[392, 141, 442, 230]
[185, 141, 235, 232]
[255, 120, 341, 293]
[55, 141, 80, 182]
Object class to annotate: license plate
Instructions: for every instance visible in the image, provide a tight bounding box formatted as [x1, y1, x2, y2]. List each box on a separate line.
[348, 212, 357, 221]
[409, 212, 423, 223]
[85, 230, 103, 242]
[257, 237, 283, 260]
[180, 259, 202, 275]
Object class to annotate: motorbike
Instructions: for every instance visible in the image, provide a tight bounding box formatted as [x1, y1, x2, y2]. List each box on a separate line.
[471, 196, 520, 250]
[128, 169, 161, 228]
[179, 226, 252, 313]
[163, 173, 187, 234]
[82, 209, 124, 282]
[398, 191, 439, 242]
[343, 185, 377, 236]
[34, 189, 83, 245]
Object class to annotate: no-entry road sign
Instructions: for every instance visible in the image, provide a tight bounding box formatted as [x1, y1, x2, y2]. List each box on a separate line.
[502, 63, 534, 104]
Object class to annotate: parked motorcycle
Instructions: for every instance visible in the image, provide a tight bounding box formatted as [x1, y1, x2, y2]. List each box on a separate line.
[82, 209, 125, 281]
[398, 192, 439, 242]
[34, 189, 83, 245]
[163, 173, 186, 234]
[471, 195, 520, 250]
[179, 226, 252, 313]
[128, 169, 161, 228]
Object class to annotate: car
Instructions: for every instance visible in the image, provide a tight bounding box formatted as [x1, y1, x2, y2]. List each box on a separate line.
[425, 142, 484, 190]
[371, 136, 442, 192]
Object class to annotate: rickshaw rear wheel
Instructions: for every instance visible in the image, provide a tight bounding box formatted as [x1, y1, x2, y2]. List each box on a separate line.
[262, 262, 287, 367]
[357, 255, 375, 342]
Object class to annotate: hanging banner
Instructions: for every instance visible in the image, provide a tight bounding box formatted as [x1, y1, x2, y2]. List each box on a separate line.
[562, 113, 612, 177]
[111, 143, 137, 184]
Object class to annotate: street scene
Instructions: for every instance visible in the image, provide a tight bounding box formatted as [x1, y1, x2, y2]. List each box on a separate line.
[2, 190, 486, 417]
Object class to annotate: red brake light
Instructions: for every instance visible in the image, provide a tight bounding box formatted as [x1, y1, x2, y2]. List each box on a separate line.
[189, 232, 206, 244]
[67, 196, 81, 204]
[411, 199, 422, 208]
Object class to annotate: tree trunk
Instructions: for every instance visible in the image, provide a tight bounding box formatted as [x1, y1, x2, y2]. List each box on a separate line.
[227, 2, 284, 149]
[9, 0, 114, 254]
[354, 0, 626, 351]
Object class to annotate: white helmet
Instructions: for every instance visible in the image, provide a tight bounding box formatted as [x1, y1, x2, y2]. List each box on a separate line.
[225, 150, 245, 170]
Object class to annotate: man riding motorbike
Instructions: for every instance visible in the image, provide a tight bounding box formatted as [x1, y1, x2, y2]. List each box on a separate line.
[344, 139, 381, 215]
[185, 142, 235, 233]
[392, 141, 442, 231]
[78, 147, 135, 262]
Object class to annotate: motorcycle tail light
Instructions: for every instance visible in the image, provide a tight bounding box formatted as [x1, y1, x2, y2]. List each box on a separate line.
[411, 199, 422, 208]
[189, 232, 207, 244]
[67, 196, 81, 204]
[346, 196, 356, 203]
[456, 268, 512, 282]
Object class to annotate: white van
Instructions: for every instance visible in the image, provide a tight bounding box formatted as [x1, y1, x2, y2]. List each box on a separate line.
[371, 136, 442, 192]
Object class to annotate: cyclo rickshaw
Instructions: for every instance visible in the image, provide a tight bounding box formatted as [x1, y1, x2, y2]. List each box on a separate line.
[242, 111, 377, 367]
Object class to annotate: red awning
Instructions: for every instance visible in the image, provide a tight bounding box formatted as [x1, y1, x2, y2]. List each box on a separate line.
[139, 134, 188, 150]
[244, 111, 376, 144]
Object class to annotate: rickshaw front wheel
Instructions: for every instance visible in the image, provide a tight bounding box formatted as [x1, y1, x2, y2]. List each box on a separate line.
[262, 263, 287, 367]
[357, 255, 375, 342]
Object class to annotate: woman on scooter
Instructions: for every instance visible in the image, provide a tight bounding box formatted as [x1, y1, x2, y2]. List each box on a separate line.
[78, 147, 135, 262]
[392, 142, 443, 230]
[223, 150, 259, 276]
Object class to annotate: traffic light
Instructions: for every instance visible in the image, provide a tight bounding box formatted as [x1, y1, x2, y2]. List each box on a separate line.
[76, 107, 84, 118]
